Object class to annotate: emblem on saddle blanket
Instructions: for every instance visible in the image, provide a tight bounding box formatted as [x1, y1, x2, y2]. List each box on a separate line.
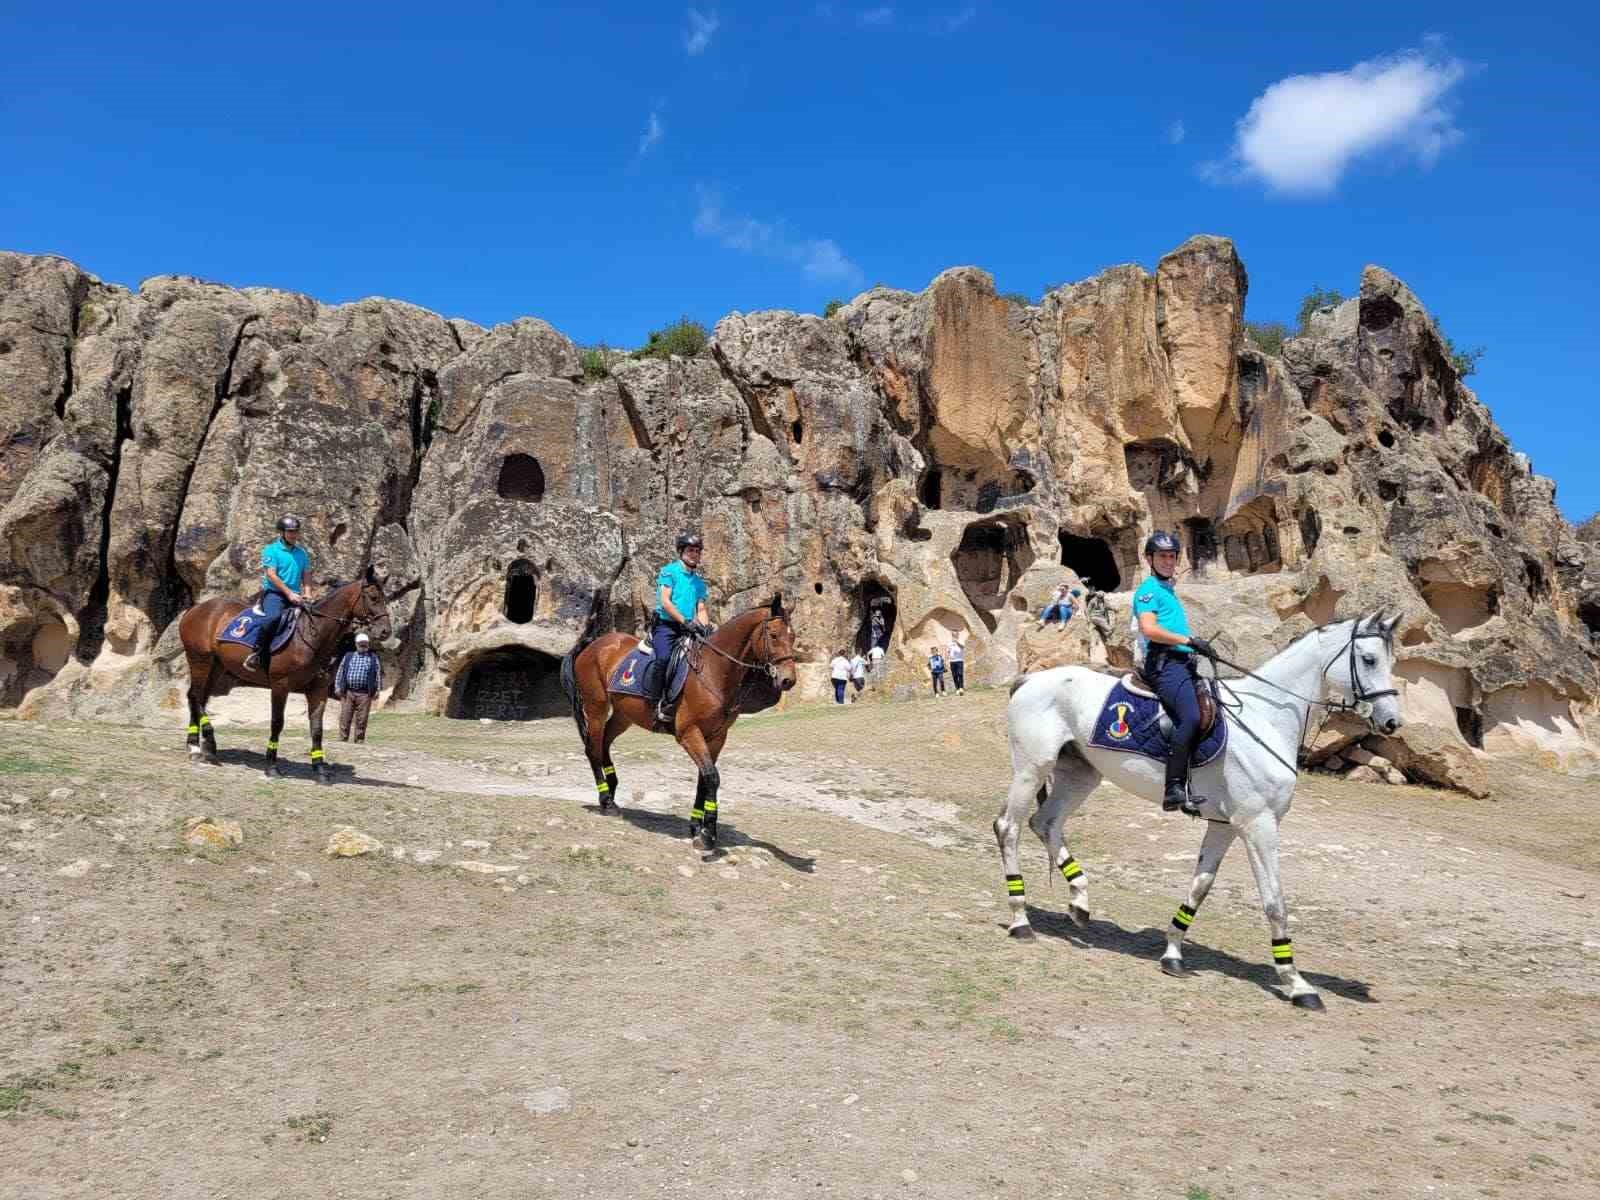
[606, 646, 690, 702]
[1087, 681, 1227, 766]
[217, 604, 299, 653]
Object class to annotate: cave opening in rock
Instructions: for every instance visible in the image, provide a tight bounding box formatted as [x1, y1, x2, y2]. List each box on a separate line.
[504, 559, 537, 624]
[1455, 705, 1484, 749]
[1522, 555, 1550, 601]
[955, 517, 1035, 632]
[1058, 531, 1120, 591]
[918, 469, 942, 510]
[1182, 518, 1218, 578]
[1378, 430, 1396, 449]
[1578, 600, 1600, 641]
[497, 454, 546, 502]
[854, 581, 897, 655]
[447, 647, 567, 720]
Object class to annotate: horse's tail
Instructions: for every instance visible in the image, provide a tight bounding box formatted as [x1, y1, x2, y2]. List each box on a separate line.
[559, 590, 609, 739]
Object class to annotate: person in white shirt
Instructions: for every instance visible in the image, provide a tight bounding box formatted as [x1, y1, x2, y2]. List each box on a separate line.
[946, 636, 965, 695]
[829, 653, 851, 704]
[868, 643, 885, 669]
[849, 652, 868, 697]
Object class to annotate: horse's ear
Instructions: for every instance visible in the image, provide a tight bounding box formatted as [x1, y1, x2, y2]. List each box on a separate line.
[770, 592, 784, 618]
[1382, 610, 1401, 637]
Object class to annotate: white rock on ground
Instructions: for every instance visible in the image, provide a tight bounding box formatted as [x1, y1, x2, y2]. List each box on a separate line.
[325, 827, 383, 857]
[523, 1086, 572, 1115]
[56, 859, 92, 877]
[182, 817, 243, 850]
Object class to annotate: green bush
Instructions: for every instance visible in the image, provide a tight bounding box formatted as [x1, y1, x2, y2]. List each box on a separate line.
[822, 298, 844, 318]
[1296, 285, 1345, 333]
[637, 317, 709, 361]
[1443, 334, 1484, 378]
[1244, 321, 1290, 356]
[580, 344, 611, 381]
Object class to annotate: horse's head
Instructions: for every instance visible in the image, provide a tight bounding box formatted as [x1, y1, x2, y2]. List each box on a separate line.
[1327, 611, 1403, 735]
[759, 592, 798, 692]
[355, 564, 395, 644]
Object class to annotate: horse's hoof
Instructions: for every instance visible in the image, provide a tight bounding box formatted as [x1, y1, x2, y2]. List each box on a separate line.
[1291, 992, 1326, 1012]
[314, 772, 330, 786]
[1160, 958, 1191, 979]
[1007, 925, 1036, 941]
[1067, 904, 1091, 929]
[263, 768, 280, 779]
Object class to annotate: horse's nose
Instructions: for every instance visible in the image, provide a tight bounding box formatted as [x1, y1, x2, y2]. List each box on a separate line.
[1382, 716, 1400, 734]
[780, 676, 795, 691]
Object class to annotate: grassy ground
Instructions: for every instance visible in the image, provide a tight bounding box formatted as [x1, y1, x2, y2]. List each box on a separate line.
[1, 687, 1597, 1198]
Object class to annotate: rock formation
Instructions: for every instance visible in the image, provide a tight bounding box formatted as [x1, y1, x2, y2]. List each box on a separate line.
[3, 238, 1597, 789]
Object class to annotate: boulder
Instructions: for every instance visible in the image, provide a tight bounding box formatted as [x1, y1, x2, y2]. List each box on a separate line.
[183, 816, 243, 850]
[1370, 723, 1493, 800]
[1345, 764, 1385, 784]
[325, 827, 383, 857]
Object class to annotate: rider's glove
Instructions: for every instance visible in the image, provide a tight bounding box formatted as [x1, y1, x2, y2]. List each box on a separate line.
[1187, 637, 1217, 659]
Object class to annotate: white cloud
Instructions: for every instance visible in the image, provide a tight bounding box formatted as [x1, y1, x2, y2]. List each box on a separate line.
[1207, 46, 1467, 194]
[638, 111, 664, 157]
[858, 6, 894, 27]
[941, 6, 975, 32]
[693, 187, 864, 286]
[1166, 119, 1186, 145]
[684, 8, 719, 56]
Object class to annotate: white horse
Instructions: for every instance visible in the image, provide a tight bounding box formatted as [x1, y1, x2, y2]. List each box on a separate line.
[995, 613, 1403, 1011]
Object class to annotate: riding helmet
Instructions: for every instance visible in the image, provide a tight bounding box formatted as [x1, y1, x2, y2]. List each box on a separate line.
[1143, 529, 1180, 556]
[276, 514, 301, 532]
[676, 532, 703, 551]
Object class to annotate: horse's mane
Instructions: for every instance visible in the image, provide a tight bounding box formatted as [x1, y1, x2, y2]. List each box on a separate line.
[1280, 611, 1395, 654]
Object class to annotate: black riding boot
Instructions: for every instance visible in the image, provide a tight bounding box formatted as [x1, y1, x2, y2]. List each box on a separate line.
[245, 626, 273, 675]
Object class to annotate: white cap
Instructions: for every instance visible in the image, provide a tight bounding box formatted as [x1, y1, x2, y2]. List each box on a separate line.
[355, 632, 370, 644]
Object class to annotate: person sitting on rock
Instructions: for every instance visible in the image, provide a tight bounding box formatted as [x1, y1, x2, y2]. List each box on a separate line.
[1131, 530, 1216, 814]
[650, 532, 711, 724]
[1037, 584, 1074, 628]
[244, 515, 312, 675]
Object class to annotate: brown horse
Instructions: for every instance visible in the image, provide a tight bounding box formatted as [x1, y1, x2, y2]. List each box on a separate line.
[176, 566, 395, 781]
[560, 594, 797, 849]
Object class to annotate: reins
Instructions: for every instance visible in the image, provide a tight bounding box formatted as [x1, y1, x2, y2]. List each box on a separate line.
[688, 611, 796, 716]
[1203, 623, 1398, 779]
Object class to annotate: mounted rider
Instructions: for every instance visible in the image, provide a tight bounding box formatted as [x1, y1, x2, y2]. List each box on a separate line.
[244, 515, 312, 675]
[1131, 530, 1216, 815]
[651, 532, 711, 724]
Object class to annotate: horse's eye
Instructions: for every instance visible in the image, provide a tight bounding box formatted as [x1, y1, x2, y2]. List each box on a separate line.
[1362, 654, 1377, 667]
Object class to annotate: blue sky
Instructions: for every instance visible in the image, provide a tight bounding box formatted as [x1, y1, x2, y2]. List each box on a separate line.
[5, 3, 1597, 518]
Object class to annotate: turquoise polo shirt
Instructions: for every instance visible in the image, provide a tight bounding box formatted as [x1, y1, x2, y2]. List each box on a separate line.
[655, 558, 708, 621]
[261, 539, 311, 593]
[1131, 574, 1191, 658]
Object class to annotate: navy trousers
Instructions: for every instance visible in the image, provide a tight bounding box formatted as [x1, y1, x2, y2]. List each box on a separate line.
[256, 591, 289, 654]
[1147, 651, 1202, 793]
[649, 618, 683, 702]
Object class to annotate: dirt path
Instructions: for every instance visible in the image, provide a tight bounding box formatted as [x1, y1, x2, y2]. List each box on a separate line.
[2, 691, 1597, 1199]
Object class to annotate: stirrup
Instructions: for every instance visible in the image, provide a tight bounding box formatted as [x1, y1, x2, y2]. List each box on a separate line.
[244, 652, 261, 672]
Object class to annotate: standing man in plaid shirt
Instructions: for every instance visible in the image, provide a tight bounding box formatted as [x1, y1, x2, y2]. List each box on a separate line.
[333, 631, 383, 742]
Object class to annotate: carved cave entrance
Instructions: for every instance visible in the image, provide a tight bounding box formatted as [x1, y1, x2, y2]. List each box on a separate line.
[1579, 599, 1600, 643]
[955, 517, 1034, 633]
[855, 581, 897, 655]
[1057, 531, 1120, 592]
[504, 559, 537, 624]
[448, 648, 567, 721]
[497, 454, 546, 502]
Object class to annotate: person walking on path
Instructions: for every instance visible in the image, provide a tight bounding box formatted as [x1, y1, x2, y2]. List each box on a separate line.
[928, 648, 947, 696]
[849, 652, 868, 697]
[830, 652, 851, 704]
[333, 631, 383, 742]
[946, 636, 965, 695]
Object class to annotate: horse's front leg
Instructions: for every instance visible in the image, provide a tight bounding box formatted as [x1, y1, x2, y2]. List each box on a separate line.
[306, 678, 331, 784]
[1161, 819, 1238, 979]
[1239, 815, 1323, 1010]
[681, 726, 725, 851]
[264, 687, 288, 778]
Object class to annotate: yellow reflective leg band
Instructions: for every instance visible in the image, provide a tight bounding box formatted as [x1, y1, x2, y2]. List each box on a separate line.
[1271, 938, 1294, 962]
[199, 715, 211, 727]
[186, 724, 200, 735]
[691, 803, 705, 820]
[603, 766, 617, 780]
[596, 781, 610, 794]
[310, 749, 324, 761]
[1005, 874, 1025, 896]
[266, 740, 279, 751]
[703, 799, 718, 815]
[1060, 857, 1083, 882]
[1172, 904, 1196, 930]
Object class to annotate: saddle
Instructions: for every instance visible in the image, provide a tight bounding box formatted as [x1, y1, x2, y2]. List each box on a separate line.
[1089, 678, 1228, 767]
[217, 598, 300, 654]
[1127, 668, 1218, 735]
[606, 636, 694, 708]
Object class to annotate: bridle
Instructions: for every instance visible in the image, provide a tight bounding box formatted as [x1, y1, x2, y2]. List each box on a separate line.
[1207, 620, 1398, 780]
[292, 580, 389, 657]
[699, 613, 797, 685]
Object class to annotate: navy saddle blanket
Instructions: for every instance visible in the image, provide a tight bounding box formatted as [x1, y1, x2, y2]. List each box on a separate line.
[1087, 680, 1227, 767]
[218, 604, 299, 654]
[606, 644, 690, 703]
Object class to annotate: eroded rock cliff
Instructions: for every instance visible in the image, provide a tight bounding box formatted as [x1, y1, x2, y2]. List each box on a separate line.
[2, 238, 1596, 776]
